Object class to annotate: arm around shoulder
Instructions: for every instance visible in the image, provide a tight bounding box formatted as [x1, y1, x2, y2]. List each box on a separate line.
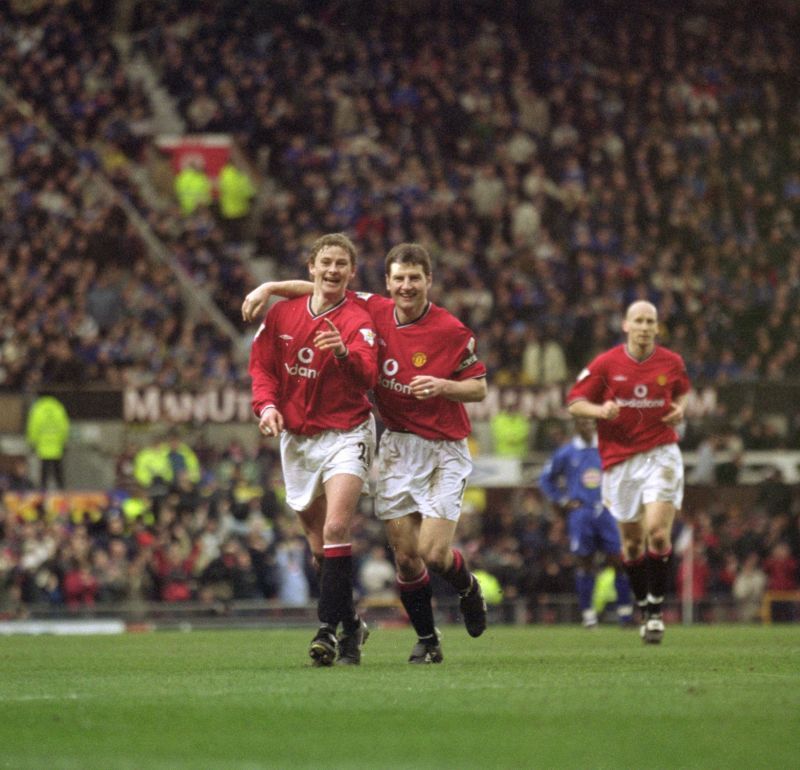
[242, 280, 314, 322]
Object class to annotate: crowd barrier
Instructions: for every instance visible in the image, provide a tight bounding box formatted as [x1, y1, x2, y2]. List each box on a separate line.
[760, 591, 800, 624]
[1, 596, 792, 634]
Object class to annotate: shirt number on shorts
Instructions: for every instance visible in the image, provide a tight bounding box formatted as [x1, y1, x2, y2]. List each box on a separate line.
[357, 442, 370, 470]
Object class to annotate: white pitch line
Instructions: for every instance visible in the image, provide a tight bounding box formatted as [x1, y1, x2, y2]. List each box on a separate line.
[0, 692, 82, 702]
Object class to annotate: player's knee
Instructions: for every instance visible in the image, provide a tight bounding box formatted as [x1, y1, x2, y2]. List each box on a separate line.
[648, 529, 671, 553]
[420, 543, 450, 573]
[622, 540, 644, 561]
[322, 520, 350, 545]
[393, 549, 421, 577]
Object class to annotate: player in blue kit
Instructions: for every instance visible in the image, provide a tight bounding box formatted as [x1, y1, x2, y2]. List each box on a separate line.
[539, 417, 633, 628]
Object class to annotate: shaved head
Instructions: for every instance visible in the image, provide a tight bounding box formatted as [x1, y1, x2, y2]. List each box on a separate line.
[625, 301, 658, 322]
[623, 300, 659, 357]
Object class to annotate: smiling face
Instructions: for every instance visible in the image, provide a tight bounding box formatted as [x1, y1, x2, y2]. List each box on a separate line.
[623, 300, 658, 356]
[386, 260, 432, 321]
[309, 245, 354, 303]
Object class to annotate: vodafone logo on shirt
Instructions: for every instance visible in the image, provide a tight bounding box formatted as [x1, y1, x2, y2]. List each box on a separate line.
[615, 383, 665, 408]
[284, 347, 318, 379]
[379, 359, 412, 394]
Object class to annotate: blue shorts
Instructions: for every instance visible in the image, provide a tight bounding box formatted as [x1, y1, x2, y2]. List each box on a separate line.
[568, 506, 621, 558]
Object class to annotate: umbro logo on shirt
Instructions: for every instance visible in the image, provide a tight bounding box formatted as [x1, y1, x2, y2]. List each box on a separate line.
[612, 375, 627, 381]
[279, 334, 293, 341]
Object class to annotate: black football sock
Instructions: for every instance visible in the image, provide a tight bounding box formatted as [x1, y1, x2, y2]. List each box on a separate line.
[318, 544, 355, 631]
[646, 548, 672, 618]
[623, 554, 648, 619]
[439, 548, 472, 594]
[398, 569, 436, 639]
[341, 612, 361, 635]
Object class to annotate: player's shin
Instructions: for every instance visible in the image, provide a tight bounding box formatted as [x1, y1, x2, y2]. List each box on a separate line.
[439, 548, 472, 593]
[614, 571, 634, 624]
[622, 553, 649, 620]
[397, 568, 436, 638]
[575, 568, 598, 627]
[319, 543, 357, 630]
[645, 547, 672, 618]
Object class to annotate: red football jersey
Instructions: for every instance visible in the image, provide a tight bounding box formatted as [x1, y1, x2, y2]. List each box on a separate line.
[567, 344, 690, 469]
[353, 292, 486, 441]
[249, 295, 378, 435]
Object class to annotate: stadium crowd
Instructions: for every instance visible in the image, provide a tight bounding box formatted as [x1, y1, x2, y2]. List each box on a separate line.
[0, 104, 241, 392]
[1, 0, 800, 618]
[133, 0, 800, 387]
[0, 0, 254, 377]
[0, 0, 798, 396]
[1, 435, 798, 620]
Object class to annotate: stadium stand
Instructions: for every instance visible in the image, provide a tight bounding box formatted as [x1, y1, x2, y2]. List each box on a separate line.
[1, 0, 798, 620]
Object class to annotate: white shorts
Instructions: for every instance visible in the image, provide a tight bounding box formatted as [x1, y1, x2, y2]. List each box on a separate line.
[602, 443, 684, 524]
[374, 430, 472, 522]
[280, 415, 376, 512]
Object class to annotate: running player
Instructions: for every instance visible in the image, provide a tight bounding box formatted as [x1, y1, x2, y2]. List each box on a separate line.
[566, 300, 690, 643]
[249, 233, 378, 666]
[243, 243, 489, 662]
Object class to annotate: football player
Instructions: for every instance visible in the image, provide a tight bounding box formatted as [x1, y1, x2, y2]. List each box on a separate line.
[539, 416, 633, 628]
[567, 300, 690, 643]
[249, 233, 378, 666]
[244, 243, 489, 663]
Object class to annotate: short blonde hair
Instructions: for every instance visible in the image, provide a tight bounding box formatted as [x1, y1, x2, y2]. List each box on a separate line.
[308, 233, 358, 266]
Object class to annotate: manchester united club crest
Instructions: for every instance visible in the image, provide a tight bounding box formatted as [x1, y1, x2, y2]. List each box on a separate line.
[412, 352, 427, 368]
[657, 374, 667, 386]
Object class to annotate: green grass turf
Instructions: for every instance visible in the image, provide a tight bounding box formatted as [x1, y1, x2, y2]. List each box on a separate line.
[0, 624, 797, 769]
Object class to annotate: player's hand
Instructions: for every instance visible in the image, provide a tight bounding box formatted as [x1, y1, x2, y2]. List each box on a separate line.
[598, 400, 620, 420]
[242, 284, 272, 322]
[662, 402, 685, 426]
[313, 318, 347, 357]
[410, 376, 439, 400]
[258, 406, 284, 437]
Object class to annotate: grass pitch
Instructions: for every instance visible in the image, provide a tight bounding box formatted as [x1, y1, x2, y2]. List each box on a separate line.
[0, 624, 797, 769]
